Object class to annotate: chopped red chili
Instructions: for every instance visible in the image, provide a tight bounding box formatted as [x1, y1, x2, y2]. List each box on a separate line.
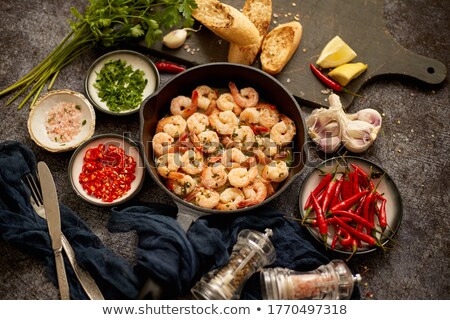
[79, 143, 136, 202]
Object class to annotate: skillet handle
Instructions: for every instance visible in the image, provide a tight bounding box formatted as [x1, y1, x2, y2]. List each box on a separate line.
[177, 212, 197, 232]
[175, 202, 205, 232]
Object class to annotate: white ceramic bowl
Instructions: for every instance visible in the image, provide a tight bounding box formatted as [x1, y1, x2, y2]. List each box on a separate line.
[68, 133, 145, 206]
[28, 89, 96, 152]
[85, 50, 160, 116]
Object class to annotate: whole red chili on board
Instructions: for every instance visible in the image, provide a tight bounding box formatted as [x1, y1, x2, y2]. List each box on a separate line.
[309, 63, 360, 96]
[155, 61, 186, 74]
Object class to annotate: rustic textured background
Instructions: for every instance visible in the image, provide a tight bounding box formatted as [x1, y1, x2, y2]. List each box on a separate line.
[0, 0, 448, 299]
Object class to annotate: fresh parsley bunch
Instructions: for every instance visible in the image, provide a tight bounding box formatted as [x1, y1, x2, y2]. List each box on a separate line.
[0, 0, 197, 109]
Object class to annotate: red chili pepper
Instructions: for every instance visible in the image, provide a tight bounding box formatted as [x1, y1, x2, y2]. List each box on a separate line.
[340, 172, 353, 201]
[351, 171, 360, 195]
[336, 227, 352, 248]
[311, 193, 328, 243]
[329, 190, 369, 212]
[351, 163, 375, 190]
[308, 216, 352, 227]
[361, 192, 376, 221]
[333, 217, 377, 246]
[155, 61, 186, 74]
[310, 63, 360, 96]
[304, 172, 333, 209]
[302, 191, 325, 224]
[331, 210, 375, 231]
[329, 177, 343, 209]
[321, 172, 339, 213]
[331, 233, 339, 250]
[250, 124, 270, 135]
[378, 198, 387, 229]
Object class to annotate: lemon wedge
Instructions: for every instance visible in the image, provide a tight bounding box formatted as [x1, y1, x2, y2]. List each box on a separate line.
[316, 36, 357, 68]
[328, 62, 368, 86]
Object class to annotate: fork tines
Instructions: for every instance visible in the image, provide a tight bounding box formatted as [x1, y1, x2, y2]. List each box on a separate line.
[23, 173, 43, 205]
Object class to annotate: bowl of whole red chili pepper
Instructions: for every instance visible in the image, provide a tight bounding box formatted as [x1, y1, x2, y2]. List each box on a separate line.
[69, 133, 145, 206]
[299, 156, 402, 256]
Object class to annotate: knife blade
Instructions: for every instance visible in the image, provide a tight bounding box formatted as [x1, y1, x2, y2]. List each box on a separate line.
[38, 162, 70, 300]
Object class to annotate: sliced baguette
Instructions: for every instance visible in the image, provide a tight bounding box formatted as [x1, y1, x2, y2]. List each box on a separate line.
[228, 0, 272, 65]
[260, 21, 303, 75]
[192, 0, 260, 46]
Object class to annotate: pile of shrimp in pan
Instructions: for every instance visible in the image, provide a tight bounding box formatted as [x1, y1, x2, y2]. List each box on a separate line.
[152, 82, 296, 211]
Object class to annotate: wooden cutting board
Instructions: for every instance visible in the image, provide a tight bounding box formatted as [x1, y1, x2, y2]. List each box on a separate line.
[140, 0, 447, 109]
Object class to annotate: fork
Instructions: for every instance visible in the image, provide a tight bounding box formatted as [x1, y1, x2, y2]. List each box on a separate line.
[23, 173, 104, 300]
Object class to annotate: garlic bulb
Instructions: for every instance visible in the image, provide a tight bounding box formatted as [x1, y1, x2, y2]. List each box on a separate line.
[306, 94, 382, 153]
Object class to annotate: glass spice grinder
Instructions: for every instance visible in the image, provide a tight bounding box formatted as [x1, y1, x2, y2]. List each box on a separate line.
[191, 228, 276, 300]
[260, 259, 362, 300]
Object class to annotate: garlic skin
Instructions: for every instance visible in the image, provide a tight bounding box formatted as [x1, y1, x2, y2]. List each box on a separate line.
[306, 94, 382, 153]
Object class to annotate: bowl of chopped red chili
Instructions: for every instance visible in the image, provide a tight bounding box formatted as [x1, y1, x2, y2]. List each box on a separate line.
[298, 156, 403, 256]
[68, 133, 145, 206]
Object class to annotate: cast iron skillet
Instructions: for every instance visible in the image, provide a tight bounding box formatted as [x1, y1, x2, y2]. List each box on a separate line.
[139, 63, 307, 231]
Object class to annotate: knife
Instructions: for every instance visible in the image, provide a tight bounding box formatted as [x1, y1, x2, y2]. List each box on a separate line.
[38, 162, 70, 300]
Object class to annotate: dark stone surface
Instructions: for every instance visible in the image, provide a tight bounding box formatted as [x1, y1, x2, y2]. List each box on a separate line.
[0, 0, 448, 300]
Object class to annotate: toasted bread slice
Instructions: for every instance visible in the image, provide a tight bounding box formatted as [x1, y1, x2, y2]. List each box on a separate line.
[228, 0, 272, 65]
[260, 21, 303, 75]
[192, 0, 260, 46]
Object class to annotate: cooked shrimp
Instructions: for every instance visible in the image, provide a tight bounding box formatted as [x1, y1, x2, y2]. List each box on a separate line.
[270, 114, 296, 146]
[197, 130, 220, 154]
[192, 85, 218, 111]
[166, 172, 197, 196]
[216, 93, 242, 115]
[152, 132, 175, 157]
[221, 147, 247, 169]
[239, 107, 260, 125]
[194, 187, 220, 209]
[231, 125, 255, 150]
[228, 166, 258, 188]
[187, 112, 209, 134]
[170, 95, 196, 119]
[200, 163, 228, 189]
[261, 160, 289, 183]
[257, 103, 280, 128]
[181, 149, 204, 175]
[255, 136, 278, 157]
[238, 178, 268, 208]
[209, 109, 239, 135]
[156, 152, 181, 177]
[216, 188, 245, 211]
[229, 82, 259, 108]
[156, 115, 187, 138]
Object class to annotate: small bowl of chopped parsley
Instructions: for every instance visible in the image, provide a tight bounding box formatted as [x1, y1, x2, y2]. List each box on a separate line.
[85, 50, 160, 116]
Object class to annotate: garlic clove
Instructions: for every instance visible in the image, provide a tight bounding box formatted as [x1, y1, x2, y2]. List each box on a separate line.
[341, 120, 376, 153]
[162, 27, 201, 49]
[306, 93, 382, 154]
[353, 108, 382, 128]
